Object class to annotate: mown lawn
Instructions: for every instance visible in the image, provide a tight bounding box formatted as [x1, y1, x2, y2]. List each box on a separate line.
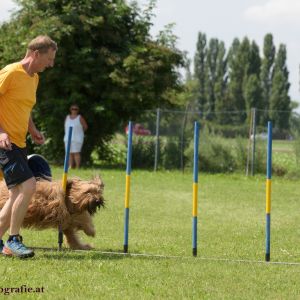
[1, 168, 300, 299]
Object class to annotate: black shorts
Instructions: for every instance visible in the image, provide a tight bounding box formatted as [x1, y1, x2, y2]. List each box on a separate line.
[0, 144, 34, 189]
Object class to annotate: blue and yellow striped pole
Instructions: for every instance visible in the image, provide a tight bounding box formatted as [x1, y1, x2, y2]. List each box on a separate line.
[192, 121, 200, 256]
[265, 121, 272, 262]
[124, 121, 133, 253]
[59, 126, 73, 250]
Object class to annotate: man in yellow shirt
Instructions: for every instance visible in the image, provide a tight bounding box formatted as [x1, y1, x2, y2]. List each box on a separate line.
[0, 35, 57, 258]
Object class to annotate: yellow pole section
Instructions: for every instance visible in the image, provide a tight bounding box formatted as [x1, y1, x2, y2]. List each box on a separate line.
[125, 175, 131, 208]
[266, 179, 271, 214]
[192, 182, 198, 217]
[62, 173, 68, 192]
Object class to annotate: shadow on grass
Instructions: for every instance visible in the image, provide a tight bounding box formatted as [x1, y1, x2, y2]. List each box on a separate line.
[32, 247, 149, 261]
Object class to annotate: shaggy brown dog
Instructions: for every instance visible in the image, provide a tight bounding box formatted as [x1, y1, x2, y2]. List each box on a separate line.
[0, 176, 105, 250]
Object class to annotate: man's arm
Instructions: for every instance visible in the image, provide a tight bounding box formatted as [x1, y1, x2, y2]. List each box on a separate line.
[0, 127, 11, 150]
[0, 70, 13, 150]
[28, 116, 45, 145]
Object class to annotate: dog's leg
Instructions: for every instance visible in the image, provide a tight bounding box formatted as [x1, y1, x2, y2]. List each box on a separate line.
[63, 228, 93, 250]
[72, 212, 96, 237]
[80, 213, 96, 237]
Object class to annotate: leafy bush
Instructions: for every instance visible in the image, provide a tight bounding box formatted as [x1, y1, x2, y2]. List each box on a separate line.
[94, 132, 290, 177]
[235, 137, 267, 174]
[204, 122, 249, 138]
[235, 137, 248, 171]
[184, 131, 236, 173]
[294, 137, 300, 167]
[183, 130, 271, 174]
[131, 136, 156, 169]
[161, 137, 182, 169]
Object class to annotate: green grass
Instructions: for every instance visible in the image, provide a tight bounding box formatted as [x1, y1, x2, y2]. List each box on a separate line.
[1, 168, 300, 299]
[272, 140, 300, 175]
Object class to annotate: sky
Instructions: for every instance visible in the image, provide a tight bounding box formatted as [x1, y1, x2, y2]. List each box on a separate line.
[1, 0, 300, 105]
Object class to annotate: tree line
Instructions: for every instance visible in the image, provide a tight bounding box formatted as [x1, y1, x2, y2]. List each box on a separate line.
[0, 0, 294, 163]
[190, 32, 292, 129]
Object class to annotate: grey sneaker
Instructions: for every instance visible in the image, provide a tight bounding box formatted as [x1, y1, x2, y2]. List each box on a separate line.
[2, 236, 34, 258]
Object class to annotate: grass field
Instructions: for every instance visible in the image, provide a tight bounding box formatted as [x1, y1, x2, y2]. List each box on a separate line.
[1, 168, 300, 299]
[272, 140, 297, 173]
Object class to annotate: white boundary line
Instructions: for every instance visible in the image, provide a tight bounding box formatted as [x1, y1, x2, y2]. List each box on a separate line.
[34, 247, 300, 266]
[89, 250, 300, 266]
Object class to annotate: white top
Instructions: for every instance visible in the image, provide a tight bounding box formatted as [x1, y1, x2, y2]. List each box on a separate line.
[64, 115, 84, 143]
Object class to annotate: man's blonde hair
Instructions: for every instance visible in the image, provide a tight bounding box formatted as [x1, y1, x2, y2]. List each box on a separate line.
[27, 35, 58, 53]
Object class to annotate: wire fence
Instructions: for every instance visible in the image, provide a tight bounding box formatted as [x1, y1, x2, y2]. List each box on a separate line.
[111, 108, 300, 175]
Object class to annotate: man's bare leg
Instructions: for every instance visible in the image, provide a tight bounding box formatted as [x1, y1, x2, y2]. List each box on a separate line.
[2, 177, 36, 258]
[9, 177, 36, 235]
[0, 188, 19, 239]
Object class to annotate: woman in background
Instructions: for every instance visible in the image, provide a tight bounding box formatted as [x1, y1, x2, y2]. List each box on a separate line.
[64, 104, 88, 168]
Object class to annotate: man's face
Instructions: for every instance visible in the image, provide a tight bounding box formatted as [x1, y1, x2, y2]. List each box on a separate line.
[34, 49, 56, 72]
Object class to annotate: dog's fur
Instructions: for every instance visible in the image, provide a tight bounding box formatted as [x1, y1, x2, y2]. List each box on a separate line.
[0, 176, 105, 250]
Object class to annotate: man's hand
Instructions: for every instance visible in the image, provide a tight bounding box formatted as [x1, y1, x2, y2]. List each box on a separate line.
[0, 132, 12, 150]
[30, 129, 45, 145]
[28, 116, 45, 145]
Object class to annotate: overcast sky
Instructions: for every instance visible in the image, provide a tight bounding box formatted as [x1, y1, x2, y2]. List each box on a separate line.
[1, 0, 300, 105]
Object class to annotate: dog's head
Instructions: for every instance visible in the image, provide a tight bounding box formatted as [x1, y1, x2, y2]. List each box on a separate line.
[65, 175, 105, 215]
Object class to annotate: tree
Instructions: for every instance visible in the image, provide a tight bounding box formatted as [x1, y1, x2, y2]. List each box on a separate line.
[227, 37, 249, 123]
[193, 32, 207, 113]
[243, 41, 262, 123]
[248, 41, 261, 78]
[260, 33, 275, 125]
[269, 44, 291, 130]
[204, 38, 221, 120]
[0, 0, 184, 163]
[244, 74, 262, 121]
[208, 40, 227, 123]
[227, 37, 262, 124]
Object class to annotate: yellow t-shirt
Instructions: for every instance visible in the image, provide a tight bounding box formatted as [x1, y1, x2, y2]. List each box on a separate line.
[0, 62, 39, 147]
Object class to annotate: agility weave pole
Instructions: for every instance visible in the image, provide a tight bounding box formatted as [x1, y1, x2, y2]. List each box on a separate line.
[192, 121, 200, 256]
[123, 121, 133, 253]
[59, 126, 73, 251]
[265, 121, 272, 261]
[123, 121, 200, 256]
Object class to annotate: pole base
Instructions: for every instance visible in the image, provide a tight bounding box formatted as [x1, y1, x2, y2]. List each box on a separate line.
[123, 245, 128, 253]
[193, 248, 197, 257]
[58, 230, 63, 251]
[265, 253, 270, 262]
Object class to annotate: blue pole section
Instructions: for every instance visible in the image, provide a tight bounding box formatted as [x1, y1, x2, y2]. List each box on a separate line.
[265, 121, 272, 261]
[267, 122, 272, 179]
[192, 122, 200, 256]
[193, 122, 199, 183]
[59, 126, 73, 251]
[124, 121, 133, 253]
[64, 127, 73, 174]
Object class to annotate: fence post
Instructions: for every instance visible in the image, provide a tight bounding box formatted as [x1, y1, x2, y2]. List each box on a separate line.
[251, 107, 257, 176]
[154, 108, 160, 171]
[246, 108, 253, 176]
[180, 103, 190, 173]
